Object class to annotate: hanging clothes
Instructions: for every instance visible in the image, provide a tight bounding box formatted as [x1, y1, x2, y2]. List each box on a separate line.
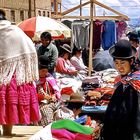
[72, 20, 90, 49]
[102, 20, 117, 50]
[93, 20, 103, 50]
[116, 21, 127, 41]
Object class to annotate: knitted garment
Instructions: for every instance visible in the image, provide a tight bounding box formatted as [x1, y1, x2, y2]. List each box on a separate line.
[0, 20, 39, 85]
[51, 119, 94, 135]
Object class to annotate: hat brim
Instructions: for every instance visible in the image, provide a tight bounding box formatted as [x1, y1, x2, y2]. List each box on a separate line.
[65, 100, 85, 103]
[109, 45, 137, 59]
[60, 45, 72, 53]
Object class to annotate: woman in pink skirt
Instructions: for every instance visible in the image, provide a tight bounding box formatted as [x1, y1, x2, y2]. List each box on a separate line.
[0, 9, 40, 136]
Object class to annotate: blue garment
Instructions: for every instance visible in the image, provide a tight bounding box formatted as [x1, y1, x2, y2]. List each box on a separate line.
[102, 20, 116, 50]
[82, 106, 107, 113]
[74, 115, 88, 124]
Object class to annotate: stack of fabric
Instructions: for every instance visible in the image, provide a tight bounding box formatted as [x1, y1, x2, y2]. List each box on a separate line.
[30, 119, 94, 140]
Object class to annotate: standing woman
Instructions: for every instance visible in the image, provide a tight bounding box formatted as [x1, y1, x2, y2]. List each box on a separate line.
[100, 40, 140, 140]
[0, 9, 40, 136]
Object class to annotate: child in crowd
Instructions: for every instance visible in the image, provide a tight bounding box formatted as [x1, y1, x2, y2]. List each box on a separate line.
[36, 59, 61, 126]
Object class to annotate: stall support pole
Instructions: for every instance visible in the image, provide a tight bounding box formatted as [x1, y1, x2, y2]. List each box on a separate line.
[88, 0, 94, 76]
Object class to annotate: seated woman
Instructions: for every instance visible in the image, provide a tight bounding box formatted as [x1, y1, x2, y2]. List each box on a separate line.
[36, 59, 61, 126]
[54, 93, 85, 121]
[70, 46, 87, 72]
[56, 44, 78, 78]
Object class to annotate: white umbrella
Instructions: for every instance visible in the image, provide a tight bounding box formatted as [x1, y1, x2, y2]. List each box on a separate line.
[18, 16, 71, 40]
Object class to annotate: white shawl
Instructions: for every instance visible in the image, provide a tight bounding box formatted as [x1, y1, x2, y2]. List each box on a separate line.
[0, 20, 39, 85]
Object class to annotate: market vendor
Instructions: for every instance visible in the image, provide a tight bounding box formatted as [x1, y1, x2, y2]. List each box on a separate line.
[100, 39, 140, 140]
[56, 44, 78, 77]
[36, 58, 61, 126]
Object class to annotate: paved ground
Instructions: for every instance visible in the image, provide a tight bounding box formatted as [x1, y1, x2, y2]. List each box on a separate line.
[0, 126, 42, 140]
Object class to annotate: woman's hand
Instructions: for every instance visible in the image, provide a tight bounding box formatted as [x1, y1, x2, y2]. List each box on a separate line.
[51, 95, 57, 102]
[70, 70, 78, 76]
[44, 95, 51, 100]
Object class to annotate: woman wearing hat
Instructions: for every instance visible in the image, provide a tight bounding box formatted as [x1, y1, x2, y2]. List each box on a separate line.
[36, 58, 61, 126]
[100, 40, 140, 140]
[54, 93, 85, 121]
[127, 32, 140, 66]
[56, 44, 78, 77]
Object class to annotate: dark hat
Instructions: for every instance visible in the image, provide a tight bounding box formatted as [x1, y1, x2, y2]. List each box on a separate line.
[109, 39, 137, 59]
[0, 9, 6, 20]
[38, 55, 49, 69]
[60, 44, 72, 53]
[73, 46, 83, 51]
[127, 32, 139, 41]
[66, 93, 85, 103]
[0, 9, 6, 17]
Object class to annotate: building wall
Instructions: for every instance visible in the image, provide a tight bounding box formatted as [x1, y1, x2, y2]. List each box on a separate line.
[51, 0, 62, 16]
[0, 0, 51, 24]
[36, 0, 51, 17]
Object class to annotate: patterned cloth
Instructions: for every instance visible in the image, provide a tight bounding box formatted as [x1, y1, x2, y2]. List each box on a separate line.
[36, 75, 61, 126]
[38, 102, 58, 126]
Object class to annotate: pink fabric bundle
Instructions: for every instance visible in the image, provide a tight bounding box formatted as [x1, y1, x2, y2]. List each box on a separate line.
[52, 129, 92, 140]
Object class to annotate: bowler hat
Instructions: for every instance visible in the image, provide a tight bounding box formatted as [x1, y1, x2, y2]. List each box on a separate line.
[60, 44, 72, 53]
[66, 93, 85, 103]
[0, 9, 6, 17]
[127, 32, 139, 41]
[109, 39, 137, 59]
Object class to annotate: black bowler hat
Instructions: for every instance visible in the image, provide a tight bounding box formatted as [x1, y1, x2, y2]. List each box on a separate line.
[127, 32, 139, 41]
[109, 39, 137, 59]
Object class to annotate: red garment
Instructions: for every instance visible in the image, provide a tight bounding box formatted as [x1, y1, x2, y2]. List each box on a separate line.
[36, 77, 53, 102]
[36, 94, 45, 103]
[61, 87, 74, 95]
[114, 71, 140, 91]
[75, 133, 92, 140]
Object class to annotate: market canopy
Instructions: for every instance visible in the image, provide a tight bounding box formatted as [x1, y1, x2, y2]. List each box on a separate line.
[53, 0, 129, 76]
[62, 0, 140, 19]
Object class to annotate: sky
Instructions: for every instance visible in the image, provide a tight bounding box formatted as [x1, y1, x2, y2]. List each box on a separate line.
[61, 0, 140, 19]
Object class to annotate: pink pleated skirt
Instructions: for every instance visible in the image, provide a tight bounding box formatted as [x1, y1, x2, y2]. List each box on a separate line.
[0, 76, 40, 125]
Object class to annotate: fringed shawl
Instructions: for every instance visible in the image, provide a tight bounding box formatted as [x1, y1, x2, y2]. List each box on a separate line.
[0, 20, 39, 85]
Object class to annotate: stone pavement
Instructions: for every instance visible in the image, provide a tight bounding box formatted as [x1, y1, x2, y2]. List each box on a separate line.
[0, 126, 42, 140]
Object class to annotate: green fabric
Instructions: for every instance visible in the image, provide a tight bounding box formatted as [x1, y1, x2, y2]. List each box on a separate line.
[51, 119, 94, 134]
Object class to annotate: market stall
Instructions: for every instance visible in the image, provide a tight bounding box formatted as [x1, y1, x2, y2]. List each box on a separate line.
[52, 0, 129, 76]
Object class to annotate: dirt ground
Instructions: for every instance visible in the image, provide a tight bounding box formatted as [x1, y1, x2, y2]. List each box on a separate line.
[0, 126, 42, 140]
